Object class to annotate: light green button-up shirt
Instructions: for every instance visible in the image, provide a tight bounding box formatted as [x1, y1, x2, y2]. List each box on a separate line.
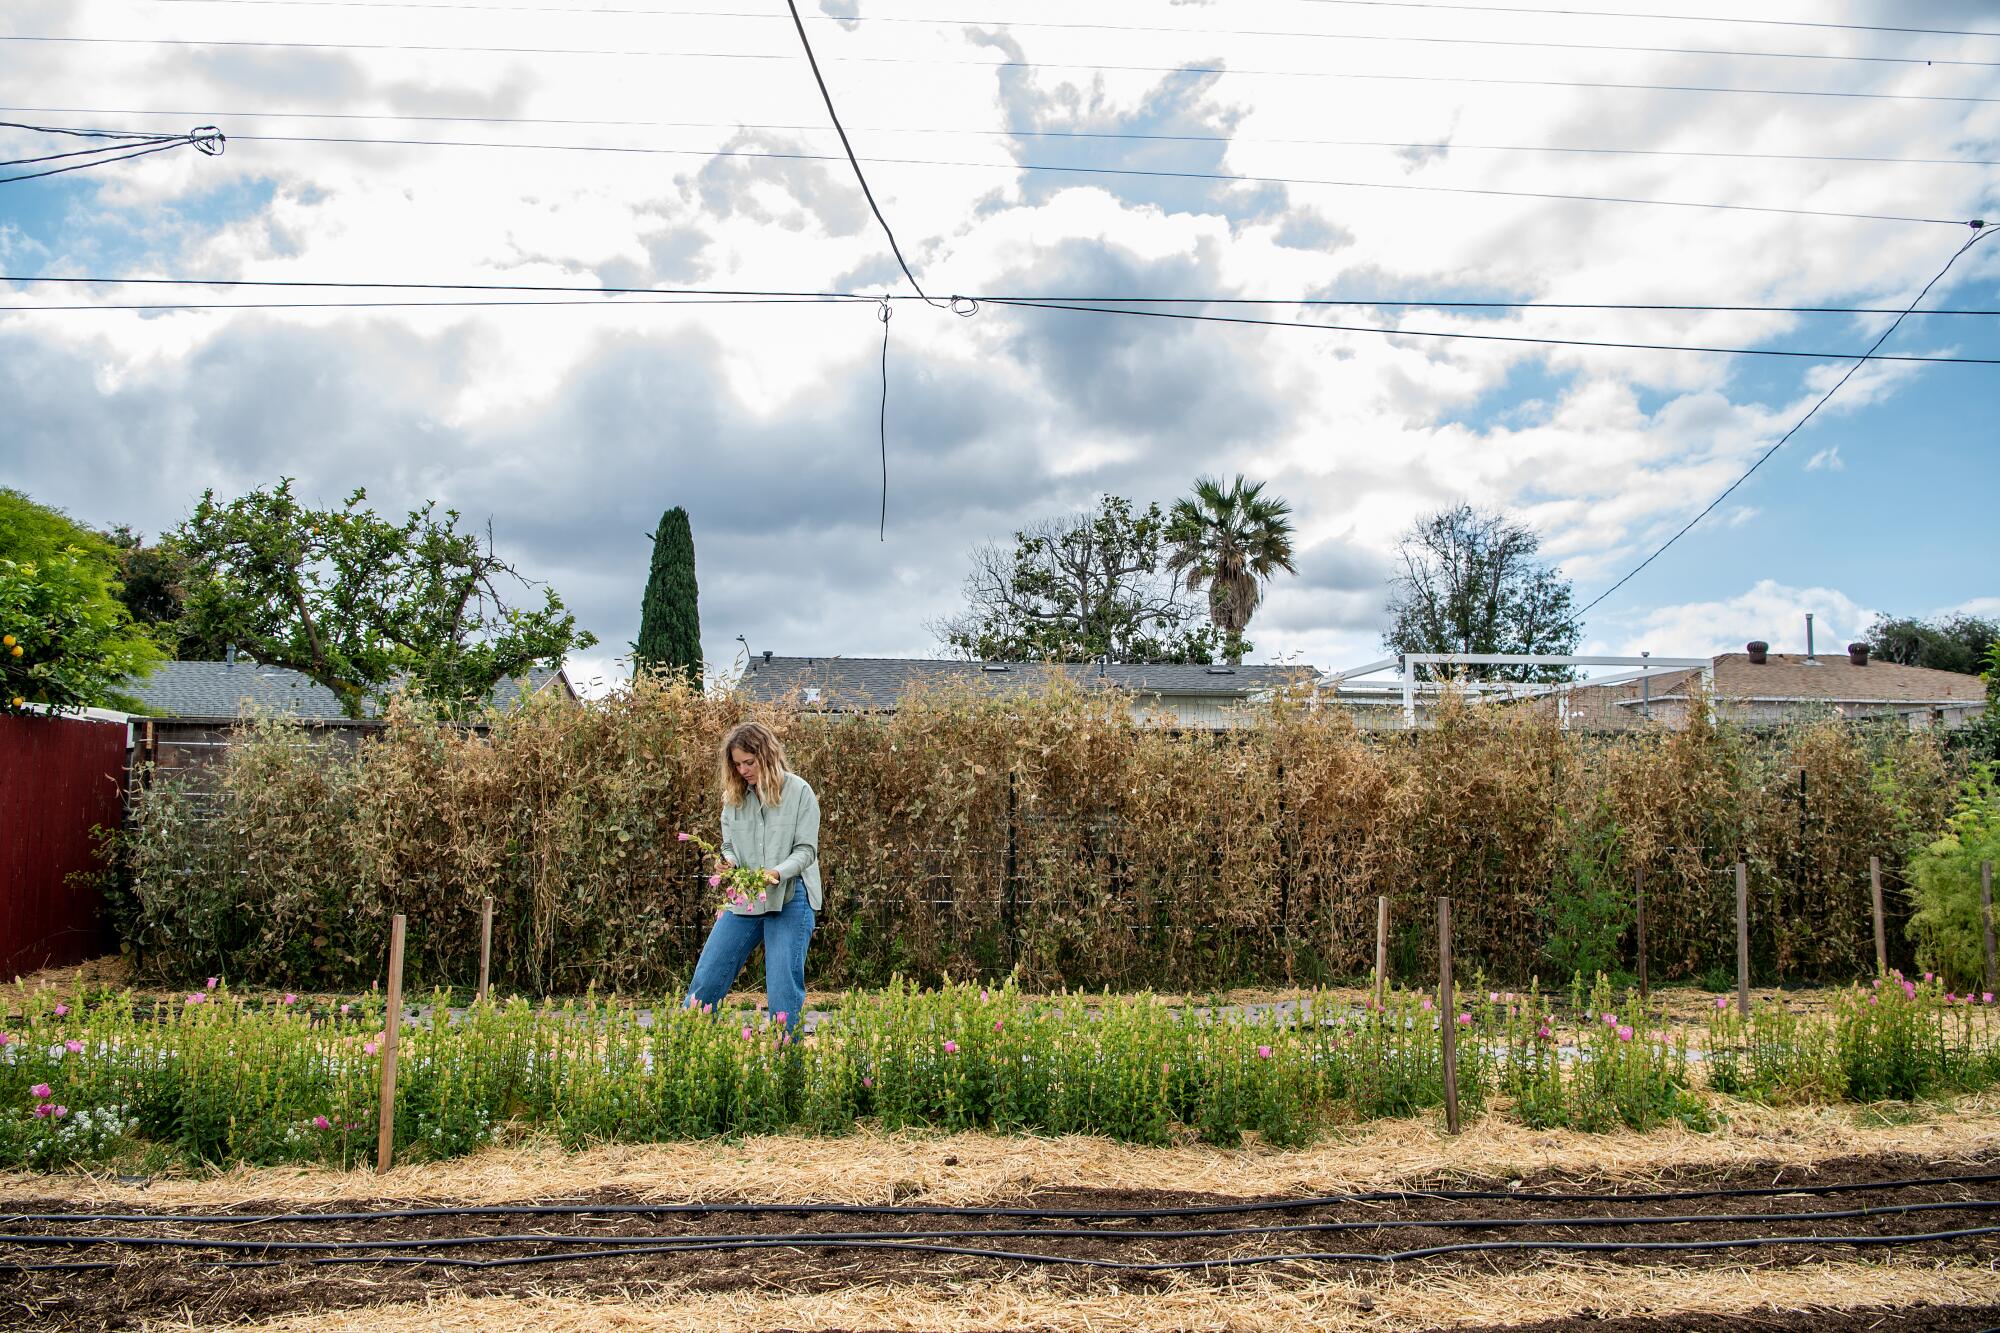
[719, 770, 823, 914]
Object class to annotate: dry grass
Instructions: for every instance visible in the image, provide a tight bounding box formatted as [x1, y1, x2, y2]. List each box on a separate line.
[165, 1259, 2000, 1332]
[15, 1092, 1996, 1212]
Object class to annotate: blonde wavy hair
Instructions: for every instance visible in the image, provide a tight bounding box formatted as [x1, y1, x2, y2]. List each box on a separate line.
[719, 721, 790, 807]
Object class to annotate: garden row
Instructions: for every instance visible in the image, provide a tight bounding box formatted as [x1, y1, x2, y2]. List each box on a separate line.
[106, 676, 1996, 993]
[4, 974, 1996, 1171]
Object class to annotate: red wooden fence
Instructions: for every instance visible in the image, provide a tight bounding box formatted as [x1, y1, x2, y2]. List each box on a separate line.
[0, 712, 127, 976]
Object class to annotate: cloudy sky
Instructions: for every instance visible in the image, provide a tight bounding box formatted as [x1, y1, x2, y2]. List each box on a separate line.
[3, 0, 1996, 690]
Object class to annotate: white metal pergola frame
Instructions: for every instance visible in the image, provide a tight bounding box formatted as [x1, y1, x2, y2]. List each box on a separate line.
[1323, 653, 1715, 727]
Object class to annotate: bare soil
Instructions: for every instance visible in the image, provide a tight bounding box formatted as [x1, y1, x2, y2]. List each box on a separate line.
[3, 1150, 1995, 1331]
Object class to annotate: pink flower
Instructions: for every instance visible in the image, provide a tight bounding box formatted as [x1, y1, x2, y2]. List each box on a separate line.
[994, 1019, 1004, 1033]
[32, 1103, 52, 1119]
[1947, 992, 1959, 1003]
[1420, 997, 1434, 1012]
[1924, 972, 1934, 982]
[1456, 1013, 1472, 1026]
[1488, 992, 1499, 1003]
[0, 1033, 11, 1046]
[206, 977, 218, 990]
[1617, 1025, 1634, 1042]
[340, 1003, 351, 1015]
[1985, 993, 1995, 1005]
[282, 993, 298, 1006]
[363, 1041, 378, 1055]
[943, 1040, 959, 1054]
[30, 1083, 50, 1099]
[52, 1106, 67, 1118]
[187, 992, 206, 1005]
[1536, 1025, 1552, 1039]
[53, 1004, 68, 1017]
[1602, 1013, 1617, 1026]
[707, 874, 722, 889]
[701, 1002, 713, 1014]
[63, 1039, 82, 1054]
[676, 832, 692, 842]
[1715, 996, 1729, 1009]
[313, 1115, 332, 1130]
[861, 1076, 873, 1088]
[774, 1012, 788, 1025]
[980, 989, 990, 1003]
[1256, 1044, 1273, 1059]
[741, 1026, 754, 1041]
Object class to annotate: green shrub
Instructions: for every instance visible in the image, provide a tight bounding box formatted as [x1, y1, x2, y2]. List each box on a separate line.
[1907, 764, 2000, 990]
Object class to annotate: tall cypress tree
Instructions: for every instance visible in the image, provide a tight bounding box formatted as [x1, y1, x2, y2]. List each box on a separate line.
[635, 506, 701, 682]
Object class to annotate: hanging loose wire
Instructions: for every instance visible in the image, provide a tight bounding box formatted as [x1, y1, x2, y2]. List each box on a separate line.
[876, 298, 891, 543]
[0, 122, 224, 184]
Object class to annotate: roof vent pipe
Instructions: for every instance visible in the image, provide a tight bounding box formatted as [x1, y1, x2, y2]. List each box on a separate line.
[1746, 641, 1769, 664]
[1848, 642, 1870, 666]
[1804, 612, 1818, 664]
[225, 643, 237, 670]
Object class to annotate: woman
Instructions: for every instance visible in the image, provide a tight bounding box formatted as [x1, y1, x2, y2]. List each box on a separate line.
[683, 721, 821, 1032]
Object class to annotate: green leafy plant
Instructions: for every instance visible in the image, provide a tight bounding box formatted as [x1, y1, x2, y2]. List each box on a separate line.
[1906, 763, 2000, 989]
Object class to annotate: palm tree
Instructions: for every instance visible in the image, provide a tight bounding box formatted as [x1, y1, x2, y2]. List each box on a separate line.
[1164, 475, 1298, 665]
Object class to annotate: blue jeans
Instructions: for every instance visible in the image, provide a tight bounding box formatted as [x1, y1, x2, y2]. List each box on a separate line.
[684, 886, 814, 1031]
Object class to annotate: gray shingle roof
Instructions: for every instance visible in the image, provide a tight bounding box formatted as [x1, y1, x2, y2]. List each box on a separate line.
[124, 660, 572, 719]
[734, 657, 1319, 711]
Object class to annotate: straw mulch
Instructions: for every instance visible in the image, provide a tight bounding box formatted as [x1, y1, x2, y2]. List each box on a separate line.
[18, 1092, 1998, 1211]
[163, 1259, 2000, 1332]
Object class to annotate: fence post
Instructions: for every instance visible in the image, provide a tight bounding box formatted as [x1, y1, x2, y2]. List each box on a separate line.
[1634, 865, 1648, 1000]
[1735, 862, 1750, 1017]
[1438, 896, 1460, 1136]
[1983, 860, 1996, 995]
[1375, 895, 1389, 1007]
[376, 914, 406, 1174]
[1004, 770, 1020, 966]
[477, 896, 494, 1005]
[1869, 856, 1887, 976]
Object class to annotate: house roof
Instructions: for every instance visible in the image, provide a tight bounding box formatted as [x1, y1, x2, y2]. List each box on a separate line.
[734, 656, 1319, 711]
[124, 660, 575, 720]
[1633, 652, 1986, 706]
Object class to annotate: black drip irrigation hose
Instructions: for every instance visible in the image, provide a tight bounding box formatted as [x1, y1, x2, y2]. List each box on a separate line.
[3, 1196, 1998, 1254]
[9, 1169, 1997, 1226]
[9, 1223, 2000, 1275]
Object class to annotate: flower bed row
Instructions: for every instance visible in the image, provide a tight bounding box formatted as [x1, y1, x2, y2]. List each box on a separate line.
[1, 976, 1995, 1170]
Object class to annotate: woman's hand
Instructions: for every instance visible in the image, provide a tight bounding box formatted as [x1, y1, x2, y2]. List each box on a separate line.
[762, 867, 782, 885]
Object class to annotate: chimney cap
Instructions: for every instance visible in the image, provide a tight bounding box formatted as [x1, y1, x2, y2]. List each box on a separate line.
[1746, 640, 1769, 664]
[1847, 642, 1870, 666]
[761, 650, 772, 663]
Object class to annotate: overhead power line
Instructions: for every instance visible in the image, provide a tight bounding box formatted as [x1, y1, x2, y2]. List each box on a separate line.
[137, 1, 2000, 69]
[8, 36, 1995, 104]
[210, 131, 1982, 229]
[1287, 0, 2000, 40]
[0, 121, 224, 183]
[11, 107, 1992, 170]
[1575, 224, 1998, 619]
[6, 275, 1997, 365]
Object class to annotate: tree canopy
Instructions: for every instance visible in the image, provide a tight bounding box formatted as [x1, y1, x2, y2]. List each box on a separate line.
[1866, 613, 2000, 676]
[0, 489, 161, 713]
[934, 494, 1226, 664]
[1164, 475, 1297, 665]
[635, 506, 702, 683]
[1382, 502, 1579, 683]
[174, 479, 596, 718]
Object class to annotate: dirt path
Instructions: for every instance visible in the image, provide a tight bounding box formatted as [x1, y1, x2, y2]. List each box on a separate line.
[5, 1151, 1996, 1331]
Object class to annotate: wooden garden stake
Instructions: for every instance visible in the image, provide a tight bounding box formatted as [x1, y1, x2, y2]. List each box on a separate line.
[1870, 856, 1887, 976]
[1438, 897, 1460, 1136]
[1375, 896, 1389, 1007]
[376, 914, 406, 1174]
[1634, 865, 1648, 1000]
[1735, 862, 1750, 1017]
[477, 896, 494, 1005]
[1983, 860, 1997, 995]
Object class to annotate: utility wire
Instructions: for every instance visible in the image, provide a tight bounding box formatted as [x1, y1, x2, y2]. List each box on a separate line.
[1575, 223, 1997, 619]
[13, 107, 1993, 169]
[137, 1, 2000, 69]
[9, 36, 1995, 104]
[202, 131, 1982, 228]
[0, 122, 224, 182]
[9, 275, 1998, 318]
[1287, 0, 2000, 40]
